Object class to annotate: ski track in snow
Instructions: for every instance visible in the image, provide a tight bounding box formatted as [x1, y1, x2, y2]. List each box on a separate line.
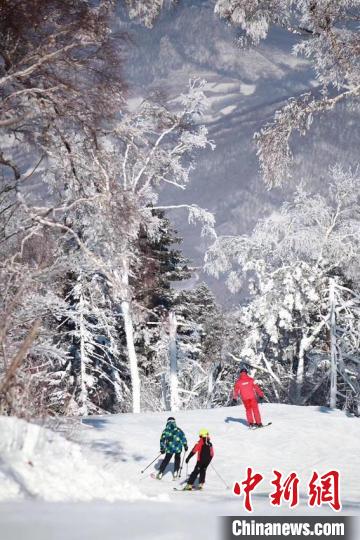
[0, 404, 359, 539]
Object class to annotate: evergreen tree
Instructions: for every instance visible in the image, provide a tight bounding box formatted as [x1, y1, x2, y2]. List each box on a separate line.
[29, 264, 132, 416]
[132, 211, 192, 411]
[129, 211, 225, 411]
[174, 283, 224, 409]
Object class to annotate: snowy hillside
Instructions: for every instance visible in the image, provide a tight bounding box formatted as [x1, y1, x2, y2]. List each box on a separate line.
[0, 404, 359, 539]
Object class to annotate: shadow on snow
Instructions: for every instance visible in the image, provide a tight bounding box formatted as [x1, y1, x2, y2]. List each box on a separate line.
[81, 417, 109, 429]
[224, 416, 248, 427]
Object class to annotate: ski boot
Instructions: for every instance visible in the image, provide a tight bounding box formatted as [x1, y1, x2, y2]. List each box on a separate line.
[183, 484, 192, 491]
[255, 423, 263, 428]
[156, 472, 163, 480]
[249, 423, 256, 429]
[198, 483, 204, 490]
[172, 471, 179, 481]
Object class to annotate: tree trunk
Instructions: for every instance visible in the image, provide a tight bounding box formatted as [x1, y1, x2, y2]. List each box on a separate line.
[161, 372, 170, 410]
[168, 310, 179, 412]
[295, 320, 326, 404]
[78, 286, 88, 416]
[121, 297, 141, 414]
[295, 338, 306, 403]
[120, 258, 141, 414]
[207, 366, 214, 407]
[0, 318, 41, 398]
[261, 353, 280, 401]
[329, 278, 337, 409]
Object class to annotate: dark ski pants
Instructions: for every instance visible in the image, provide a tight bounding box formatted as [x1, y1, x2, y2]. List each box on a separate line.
[243, 397, 262, 425]
[159, 452, 181, 474]
[188, 462, 209, 486]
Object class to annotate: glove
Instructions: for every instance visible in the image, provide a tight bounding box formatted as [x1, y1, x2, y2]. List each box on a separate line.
[185, 455, 190, 464]
[258, 396, 264, 403]
[231, 398, 238, 406]
[184, 445, 188, 452]
[161, 450, 165, 454]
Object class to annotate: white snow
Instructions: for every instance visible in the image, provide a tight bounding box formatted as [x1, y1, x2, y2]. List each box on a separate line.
[0, 417, 164, 503]
[239, 83, 256, 96]
[221, 104, 237, 115]
[0, 404, 359, 539]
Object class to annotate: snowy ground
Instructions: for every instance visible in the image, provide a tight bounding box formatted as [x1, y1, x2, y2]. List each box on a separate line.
[0, 404, 359, 539]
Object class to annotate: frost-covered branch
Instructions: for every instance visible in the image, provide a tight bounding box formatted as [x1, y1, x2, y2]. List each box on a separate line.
[256, 87, 360, 187]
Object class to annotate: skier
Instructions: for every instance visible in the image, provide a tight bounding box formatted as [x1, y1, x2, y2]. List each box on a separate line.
[156, 417, 188, 479]
[233, 367, 265, 428]
[183, 428, 214, 490]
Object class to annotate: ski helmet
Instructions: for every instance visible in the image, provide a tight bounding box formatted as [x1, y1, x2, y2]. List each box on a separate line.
[167, 416, 176, 423]
[240, 367, 248, 374]
[199, 428, 209, 437]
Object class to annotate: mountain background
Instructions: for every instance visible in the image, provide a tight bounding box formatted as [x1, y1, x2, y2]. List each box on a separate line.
[115, 0, 360, 304]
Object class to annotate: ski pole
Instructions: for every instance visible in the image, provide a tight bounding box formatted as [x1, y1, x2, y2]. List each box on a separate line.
[179, 450, 186, 478]
[211, 463, 231, 490]
[140, 453, 162, 474]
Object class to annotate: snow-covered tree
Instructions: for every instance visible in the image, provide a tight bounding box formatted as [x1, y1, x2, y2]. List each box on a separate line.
[214, 0, 360, 186]
[126, 1, 359, 186]
[0, 206, 73, 418]
[0, 0, 125, 417]
[131, 211, 190, 411]
[169, 283, 225, 409]
[125, 0, 178, 28]
[0, 0, 123, 135]
[53, 269, 129, 416]
[21, 78, 215, 415]
[85, 78, 216, 413]
[206, 165, 360, 409]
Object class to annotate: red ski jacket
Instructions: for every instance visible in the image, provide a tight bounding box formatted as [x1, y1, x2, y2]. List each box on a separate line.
[233, 373, 264, 401]
[190, 437, 214, 465]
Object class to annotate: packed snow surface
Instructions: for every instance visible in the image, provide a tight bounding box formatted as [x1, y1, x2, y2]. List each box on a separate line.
[0, 404, 359, 539]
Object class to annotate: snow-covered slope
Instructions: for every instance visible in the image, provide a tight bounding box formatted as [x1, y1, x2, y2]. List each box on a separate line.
[0, 404, 359, 539]
[80, 403, 360, 507]
[1, 404, 359, 506]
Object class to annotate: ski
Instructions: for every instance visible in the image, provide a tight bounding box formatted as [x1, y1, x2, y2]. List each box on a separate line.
[173, 487, 202, 492]
[151, 473, 179, 481]
[251, 422, 272, 430]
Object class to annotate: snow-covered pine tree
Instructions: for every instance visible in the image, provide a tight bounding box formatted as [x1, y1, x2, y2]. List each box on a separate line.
[53, 268, 130, 416]
[173, 283, 225, 409]
[129, 210, 192, 412]
[135, 211, 191, 311]
[123, 211, 224, 412]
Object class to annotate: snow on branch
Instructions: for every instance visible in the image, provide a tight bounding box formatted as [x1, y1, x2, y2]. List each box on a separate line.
[125, 0, 173, 28]
[115, 79, 214, 198]
[152, 204, 216, 238]
[214, 0, 360, 186]
[215, 0, 290, 46]
[255, 88, 360, 187]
